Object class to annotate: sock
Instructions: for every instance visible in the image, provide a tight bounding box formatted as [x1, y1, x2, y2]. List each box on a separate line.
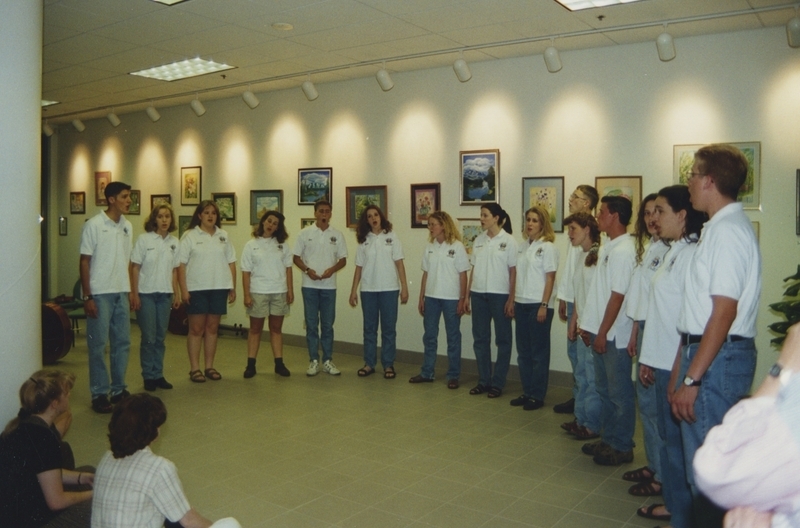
[247, 358, 256, 368]
[274, 357, 284, 366]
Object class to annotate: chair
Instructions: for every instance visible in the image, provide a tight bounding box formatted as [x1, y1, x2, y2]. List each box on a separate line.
[66, 280, 86, 346]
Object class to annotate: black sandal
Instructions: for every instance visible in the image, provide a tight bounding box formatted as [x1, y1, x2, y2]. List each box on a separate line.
[469, 384, 489, 395]
[487, 387, 502, 398]
[357, 365, 375, 377]
[384, 367, 396, 379]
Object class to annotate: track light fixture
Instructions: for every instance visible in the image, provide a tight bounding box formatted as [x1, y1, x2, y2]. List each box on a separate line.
[376, 62, 394, 91]
[72, 119, 85, 132]
[146, 105, 161, 122]
[788, 8, 800, 48]
[190, 97, 206, 117]
[544, 39, 562, 73]
[42, 122, 54, 137]
[302, 76, 319, 101]
[656, 24, 676, 62]
[107, 111, 121, 127]
[453, 52, 472, 83]
[242, 90, 260, 109]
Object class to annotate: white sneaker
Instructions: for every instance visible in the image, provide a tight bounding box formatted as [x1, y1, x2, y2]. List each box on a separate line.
[322, 360, 341, 375]
[306, 360, 320, 376]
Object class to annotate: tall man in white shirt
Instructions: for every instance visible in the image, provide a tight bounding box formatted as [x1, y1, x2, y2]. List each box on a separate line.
[293, 200, 348, 376]
[554, 185, 599, 414]
[79, 181, 134, 414]
[672, 144, 761, 527]
[579, 196, 637, 466]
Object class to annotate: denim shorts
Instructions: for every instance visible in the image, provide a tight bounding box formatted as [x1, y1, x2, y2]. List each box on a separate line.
[246, 292, 289, 318]
[186, 289, 228, 315]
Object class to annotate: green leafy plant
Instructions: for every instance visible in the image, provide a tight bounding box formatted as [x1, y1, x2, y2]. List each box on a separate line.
[769, 265, 800, 346]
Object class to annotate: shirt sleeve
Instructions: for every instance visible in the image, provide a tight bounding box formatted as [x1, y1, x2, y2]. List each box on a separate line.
[336, 231, 348, 260]
[79, 219, 97, 256]
[149, 459, 192, 523]
[708, 223, 752, 300]
[421, 244, 430, 272]
[131, 235, 145, 265]
[391, 236, 404, 261]
[355, 242, 367, 267]
[455, 242, 471, 272]
[178, 233, 192, 265]
[170, 237, 181, 269]
[505, 236, 518, 267]
[544, 242, 559, 273]
[282, 243, 293, 268]
[293, 230, 306, 258]
[609, 243, 635, 295]
[240, 241, 254, 273]
[224, 233, 236, 264]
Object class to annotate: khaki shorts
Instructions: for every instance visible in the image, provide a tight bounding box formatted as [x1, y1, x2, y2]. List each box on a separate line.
[246, 292, 290, 318]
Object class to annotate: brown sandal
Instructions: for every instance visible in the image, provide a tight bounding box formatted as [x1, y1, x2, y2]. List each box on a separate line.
[447, 379, 459, 389]
[629, 479, 662, 496]
[383, 367, 396, 379]
[189, 370, 206, 383]
[204, 368, 222, 381]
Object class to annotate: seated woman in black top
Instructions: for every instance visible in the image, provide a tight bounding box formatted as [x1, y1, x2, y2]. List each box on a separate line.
[0, 370, 92, 527]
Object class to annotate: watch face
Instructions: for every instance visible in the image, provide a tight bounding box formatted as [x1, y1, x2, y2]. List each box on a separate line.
[770, 363, 783, 377]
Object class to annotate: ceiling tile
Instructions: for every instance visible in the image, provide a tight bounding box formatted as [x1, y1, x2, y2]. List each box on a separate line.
[43, 34, 139, 65]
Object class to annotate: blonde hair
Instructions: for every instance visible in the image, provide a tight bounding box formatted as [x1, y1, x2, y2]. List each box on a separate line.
[524, 206, 555, 243]
[427, 211, 462, 244]
[2, 370, 75, 437]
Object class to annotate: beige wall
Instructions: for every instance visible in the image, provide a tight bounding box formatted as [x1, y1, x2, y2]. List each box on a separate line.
[50, 26, 800, 383]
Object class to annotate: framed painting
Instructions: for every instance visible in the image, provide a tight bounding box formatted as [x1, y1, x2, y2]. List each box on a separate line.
[69, 192, 85, 214]
[250, 189, 283, 225]
[212, 192, 236, 224]
[410, 183, 440, 228]
[178, 215, 192, 238]
[797, 170, 800, 236]
[301, 218, 315, 229]
[460, 149, 499, 205]
[458, 218, 482, 254]
[128, 190, 141, 215]
[673, 142, 761, 210]
[94, 171, 111, 206]
[58, 217, 67, 236]
[180, 166, 202, 206]
[298, 167, 332, 205]
[345, 185, 387, 228]
[522, 177, 565, 233]
[150, 194, 171, 210]
[595, 176, 643, 230]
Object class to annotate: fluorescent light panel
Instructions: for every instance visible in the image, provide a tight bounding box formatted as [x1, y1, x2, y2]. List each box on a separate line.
[149, 0, 192, 6]
[41, 100, 59, 107]
[130, 58, 234, 82]
[555, 0, 648, 11]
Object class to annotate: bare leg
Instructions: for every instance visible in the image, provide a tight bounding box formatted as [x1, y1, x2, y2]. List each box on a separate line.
[203, 315, 221, 369]
[187, 314, 207, 372]
[268, 315, 284, 358]
[247, 317, 265, 359]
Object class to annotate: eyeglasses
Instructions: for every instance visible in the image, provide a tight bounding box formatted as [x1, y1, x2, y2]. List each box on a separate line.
[569, 193, 587, 201]
[687, 172, 707, 179]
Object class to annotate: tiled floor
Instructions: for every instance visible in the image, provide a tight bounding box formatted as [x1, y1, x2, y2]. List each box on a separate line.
[57, 326, 661, 527]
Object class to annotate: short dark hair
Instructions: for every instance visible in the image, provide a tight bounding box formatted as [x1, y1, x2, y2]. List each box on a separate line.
[108, 393, 167, 459]
[314, 199, 332, 212]
[694, 144, 749, 200]
[601, 195, 633, 226]
[104, 181, 131, 200]
[254, 210, 288, 243]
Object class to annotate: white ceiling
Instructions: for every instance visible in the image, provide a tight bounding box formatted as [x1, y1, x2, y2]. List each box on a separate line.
[42, 0, 797, 124]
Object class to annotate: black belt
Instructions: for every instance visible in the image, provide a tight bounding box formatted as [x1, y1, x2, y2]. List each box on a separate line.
[681, 333, 748, 346]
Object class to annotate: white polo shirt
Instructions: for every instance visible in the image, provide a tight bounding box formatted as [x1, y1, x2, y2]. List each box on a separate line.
[625, 239, 669, 321]
[179, 226, 236, 291]
[515, 239, 559, 305]
[240, 237, 293, 294]
[573, 247, 599, 327]
[293, 224, 348, 290]
[557, 245, 584, 303]
[131, 232, 180, 294]
[640, 239, 697, 371]
[469, 230, 518, 294]
[580, 233, 636, 347]
[80, 211, 133, 295]
[355, 231, 404, 292]
[421, 239, 470, 300]
[678, 202, 761, 337]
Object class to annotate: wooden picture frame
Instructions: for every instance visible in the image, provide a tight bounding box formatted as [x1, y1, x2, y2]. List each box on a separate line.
[250, 189, 283, 225]
[301, 218, 315, 229]
[595, 176, 643, 230]
[94, 171, 111, 206]
[673, 142, 761, 210]
[150, 194, 171, 211]
[180, 166, 202, 206]
[69, 192, 85, 214]
[458, 218, 482, 254]
[212, 192, 236, 224]
[521, 177, 565, 233]
[298, 167, 332, 205]
[460, 149, 499, 205]
[345, 185, 387, 228]
[410, 183, 440, 228]
[128, 190, 141, 215]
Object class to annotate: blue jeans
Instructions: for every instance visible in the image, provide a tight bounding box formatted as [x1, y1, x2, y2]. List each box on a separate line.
[86, 292, 131, 398]
[515, 303, 552, 400]
[137, 292, 172, 381]
[574, 337, 601, 432]
[656, 367, 691, 528]
[591, 334, 635, 452]
[302, 287, 336, 362]
[636, 322, 662, 481]
[566, 302, 578, 400]
[679, 338, 756, 527]
[360, 290, 398, 369]
[471, 292, 513, 389]
[421, 297, 461, 380]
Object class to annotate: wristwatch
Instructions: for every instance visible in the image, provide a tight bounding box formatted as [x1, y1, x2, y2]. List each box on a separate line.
[83, 294, 94, 301]
[769, 362, 793, 386]
[683, 375, 701, 387]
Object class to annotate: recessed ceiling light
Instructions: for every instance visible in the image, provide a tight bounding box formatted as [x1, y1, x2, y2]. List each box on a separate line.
[149, 0, 192, 6]
[272, 22, 294, 31]
[554, 0, 648, 11]
[130, 58, 235, 82]
[41, 100, 59, 107]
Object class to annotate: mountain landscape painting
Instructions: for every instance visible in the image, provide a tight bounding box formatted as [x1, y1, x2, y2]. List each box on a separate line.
[460, 150, 499, 205]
